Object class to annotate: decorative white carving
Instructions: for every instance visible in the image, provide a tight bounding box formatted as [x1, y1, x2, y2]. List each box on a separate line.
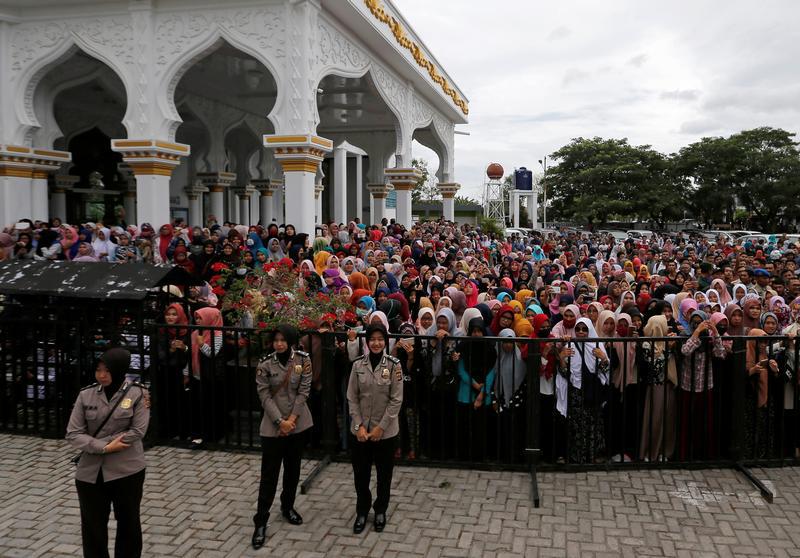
[155, 9, 285, 71]
[11, 17, 134, 135]
[411, 94, 434, 129]
[315, 19, 368, 74]
[372, 65, 408, 125]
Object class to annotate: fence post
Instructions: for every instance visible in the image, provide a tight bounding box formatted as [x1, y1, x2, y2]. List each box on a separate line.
[526, 338, 541, 508]
[729, 337, 747, 461]
[320, 331, 339, 455]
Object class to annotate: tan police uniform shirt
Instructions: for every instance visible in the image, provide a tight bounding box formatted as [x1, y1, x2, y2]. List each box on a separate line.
[256, 349, 313, 437]
[66, 381, 150, 484]
[347, 353, 403, 440]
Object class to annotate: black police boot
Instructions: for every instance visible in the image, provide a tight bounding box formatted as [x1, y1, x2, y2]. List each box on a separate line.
[251, 514, 268, 549]
[281, 507, 303, 525]
[374, 513, 386, 532]
[353, 514, 367, 534]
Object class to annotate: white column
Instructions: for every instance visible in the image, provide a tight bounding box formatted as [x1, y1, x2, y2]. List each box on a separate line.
[31, 170, 49, 222]
[265, 135, 331, 236]
[355, 155, 364, 223]
[512, 191, 520, 228]
[531, 191, 539, 229]
[195, 171, 235, 226]
[333, 146, 347, 225]
[184, 184, 207, 227]
[443, 196, 455, 222]
[51, 174, 78, 221]
[111, 140, 190, 229]
[229, 189, 239, 223]
[385, 168, 421, 228]
[209, 188, 224, 224]
[315, 183, 324, 224]
[367, 183, 393, 226]
[273, 183, 284, 225]
[249, 189, 259, 226]
[123, 190, 137, 226]
[437, 182, 460, 223]
[0, 174, 31, 226]
[0, 146, 70, 226]
[238, 191, 250, 225]
[253, 179, 274, 226]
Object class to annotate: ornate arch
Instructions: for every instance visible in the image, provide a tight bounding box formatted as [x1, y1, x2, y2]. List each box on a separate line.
[154, 9, 285, 141]
[11, 22, 133, 145]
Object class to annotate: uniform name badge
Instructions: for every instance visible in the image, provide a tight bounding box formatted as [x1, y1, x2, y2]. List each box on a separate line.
[294, 365, 303, 376]
[382, 368, 390, 380]
[120, 398, 132, 410]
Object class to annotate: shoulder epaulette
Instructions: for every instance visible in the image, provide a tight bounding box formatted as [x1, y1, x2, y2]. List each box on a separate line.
[260, 351, 275, 362]
[295, 350, 309, 358]
[386, 355, 400, 364]
[80, 383, 99, 391]
[131, 381, 147, 390]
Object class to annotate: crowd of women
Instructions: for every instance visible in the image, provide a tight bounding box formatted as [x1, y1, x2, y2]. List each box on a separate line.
[6, 215, 800, 464]
[124, 218, 800, 466]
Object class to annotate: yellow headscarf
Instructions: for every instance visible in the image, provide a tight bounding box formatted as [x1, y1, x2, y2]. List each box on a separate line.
[314, 251, 331, 275]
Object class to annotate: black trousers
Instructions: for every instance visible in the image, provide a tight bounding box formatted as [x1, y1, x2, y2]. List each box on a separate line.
[350, 434, 396, 516]
[75, 469, 145, 558]
[254, 432, 306, 525]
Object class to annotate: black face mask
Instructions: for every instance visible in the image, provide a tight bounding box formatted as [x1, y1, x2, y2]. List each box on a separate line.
[537, 328, 552, 338]
[716, 325, 727, 335]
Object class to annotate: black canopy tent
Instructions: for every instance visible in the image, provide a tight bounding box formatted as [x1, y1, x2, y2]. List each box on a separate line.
[0, 261, 200, 438]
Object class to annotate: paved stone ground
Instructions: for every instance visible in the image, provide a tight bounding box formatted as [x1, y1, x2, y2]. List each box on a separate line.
[2, 434, 800, 557]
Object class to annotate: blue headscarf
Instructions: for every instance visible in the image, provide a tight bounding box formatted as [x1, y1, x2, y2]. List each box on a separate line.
[358, 295, 376, 313]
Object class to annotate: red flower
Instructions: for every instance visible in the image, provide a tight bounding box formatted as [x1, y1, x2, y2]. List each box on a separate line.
[321, 312, 337, 324]
[211, 262, 229, 272]
[212, 286, 226, 296]
[209, 274, 224, 286]
[257, 321, 267, 329]
[299, 317, 317, 330]
[343, 310, 357, 324]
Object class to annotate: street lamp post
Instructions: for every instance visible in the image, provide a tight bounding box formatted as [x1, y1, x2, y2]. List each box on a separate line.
[538, 157, 548, 229]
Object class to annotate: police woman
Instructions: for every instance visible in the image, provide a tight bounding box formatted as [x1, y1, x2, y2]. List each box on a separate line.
[252, 325, 312, 549]
[66, 348, 150, 558]
[347, 324, 403, 534]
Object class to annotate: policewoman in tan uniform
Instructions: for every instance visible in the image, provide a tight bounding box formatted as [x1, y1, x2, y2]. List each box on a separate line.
[66, 348, 150, 558]
[347, 324, 403, 534]
[252, 324, 312, 549]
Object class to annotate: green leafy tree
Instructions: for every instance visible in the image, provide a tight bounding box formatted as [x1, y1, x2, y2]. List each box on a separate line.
[411, 158, 439, 202]
[675, 127, 800, 229]
[546, 137, 686, 226]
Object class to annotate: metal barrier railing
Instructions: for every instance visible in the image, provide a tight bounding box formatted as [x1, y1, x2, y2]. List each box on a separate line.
[3, 319, 798, 504]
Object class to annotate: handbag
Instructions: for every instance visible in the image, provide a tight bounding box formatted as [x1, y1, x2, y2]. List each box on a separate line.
[71, 384, 133, 465]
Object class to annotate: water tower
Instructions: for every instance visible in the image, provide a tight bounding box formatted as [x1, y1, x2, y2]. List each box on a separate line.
[483, 162, 506, 225]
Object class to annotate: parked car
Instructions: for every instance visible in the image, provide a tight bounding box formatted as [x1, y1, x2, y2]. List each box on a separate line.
[728, 230, 762, 238]
[626, 229, 654, 239]
[598, 230, 629, 243]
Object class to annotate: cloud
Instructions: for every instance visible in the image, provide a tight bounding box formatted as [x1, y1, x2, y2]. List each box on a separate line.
[627, 53, 648, 67]
[547, 25, 572, 41]
[678, 119, 721, 135]
[394, 0, 800, 188]
[660, 89, 701, 101]
[561, 68, 589, 86]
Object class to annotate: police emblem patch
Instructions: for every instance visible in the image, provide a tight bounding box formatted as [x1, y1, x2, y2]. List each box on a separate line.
[120, 398, 132, 410]
[382, 368, 390, 380]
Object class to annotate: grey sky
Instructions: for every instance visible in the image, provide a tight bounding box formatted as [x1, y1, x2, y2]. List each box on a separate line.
[398, 0, 800, 200]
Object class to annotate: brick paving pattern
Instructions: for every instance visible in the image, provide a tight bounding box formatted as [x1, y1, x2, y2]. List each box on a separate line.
[2, 434, 800, 557]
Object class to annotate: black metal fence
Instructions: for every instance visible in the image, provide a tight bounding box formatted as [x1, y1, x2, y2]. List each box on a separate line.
[3, 319, 799, 487]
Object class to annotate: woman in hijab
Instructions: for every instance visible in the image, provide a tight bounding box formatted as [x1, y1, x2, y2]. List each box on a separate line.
[678, 310, 726, 460]
[424, 307, 461, 458]
[73, 242, 100, 262]
[266, 237, 285, 262]
[455, 318, 497, 461]
[189, 307, 225, 449]
[445, 287, 467, 323]
[67, 348, 149, 558]
[551, 304, 580, 339]
[156, 303, 191, 440]
[251, 324, 312, 549]
[557, 317, 609, 464]
[490, 305, 516, 336]
[741, 296, 763, 331]
[495, 328, 528, 460]
[607, 313, 638, 462]
[638, 315, 677, 462]
[744, 329, 780, 459]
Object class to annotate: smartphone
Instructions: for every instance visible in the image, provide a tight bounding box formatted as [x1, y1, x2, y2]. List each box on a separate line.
[552, 287, 561, 295]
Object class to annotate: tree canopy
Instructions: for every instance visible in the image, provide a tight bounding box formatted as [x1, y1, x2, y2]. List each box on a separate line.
[545, 127, 800, 230]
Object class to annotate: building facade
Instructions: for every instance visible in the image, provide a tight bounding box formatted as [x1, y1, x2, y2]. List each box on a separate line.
[0, 0, 467, 234]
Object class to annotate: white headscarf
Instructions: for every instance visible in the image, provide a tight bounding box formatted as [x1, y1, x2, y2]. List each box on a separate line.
[496, 328, 525, 408]
[568, 317, 608, 389]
